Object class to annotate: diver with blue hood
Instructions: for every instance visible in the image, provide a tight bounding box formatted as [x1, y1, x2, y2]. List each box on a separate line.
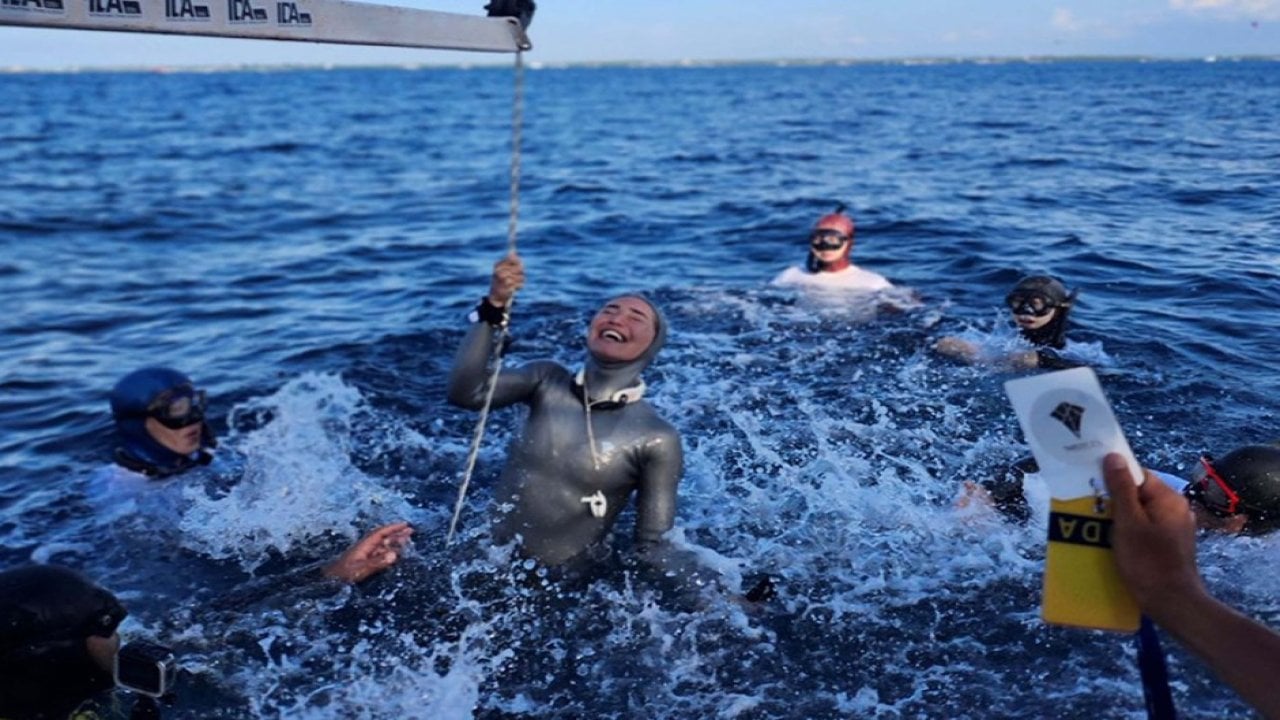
[101, 366, 413, 584]
[110, 367, 217, 478]
[448, 253, 688, 573]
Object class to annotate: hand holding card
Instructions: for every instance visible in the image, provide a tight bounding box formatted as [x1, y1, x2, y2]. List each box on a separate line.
[1004, 367, 1142, 632]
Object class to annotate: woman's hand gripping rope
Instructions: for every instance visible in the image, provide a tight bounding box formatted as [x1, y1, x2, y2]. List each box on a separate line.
[447, 253, 525, 544]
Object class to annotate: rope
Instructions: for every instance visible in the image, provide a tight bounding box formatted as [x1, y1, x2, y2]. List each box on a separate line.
[582, 376, 602, 470]
[446, 49, 525, 544]
[1136, 615, 1178, 720]
[507, 49, 523, 255]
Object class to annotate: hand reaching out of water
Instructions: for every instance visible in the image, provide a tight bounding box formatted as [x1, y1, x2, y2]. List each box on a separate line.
[1006, 350, 1041, 370]
[935, 338, 1041, 370]
[955, 480, 995, 510]
[323, 521, 414, 584]
[488, 253, 525, 307]
[934, 336, 979, 363]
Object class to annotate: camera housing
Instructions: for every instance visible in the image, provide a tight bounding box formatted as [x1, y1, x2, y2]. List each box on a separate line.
[114, 641, 178, 698]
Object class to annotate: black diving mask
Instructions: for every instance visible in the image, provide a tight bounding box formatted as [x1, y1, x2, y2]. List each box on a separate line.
[810, 229, 850, 252]
[144, 385, 207, 430]
[1005, 291, 1059, 317]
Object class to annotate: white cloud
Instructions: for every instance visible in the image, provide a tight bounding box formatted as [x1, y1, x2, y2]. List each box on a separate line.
[1049, 7, 1130, 38]
[1053, 8, 1082, 31]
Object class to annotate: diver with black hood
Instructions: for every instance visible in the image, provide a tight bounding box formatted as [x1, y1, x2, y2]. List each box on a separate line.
[448, 253, 690, 575]
[0, 565, 132, 719]
[935, 275, 1081, 370]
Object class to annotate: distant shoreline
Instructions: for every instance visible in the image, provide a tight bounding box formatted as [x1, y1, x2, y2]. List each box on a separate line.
[3, 54, 1278, 75]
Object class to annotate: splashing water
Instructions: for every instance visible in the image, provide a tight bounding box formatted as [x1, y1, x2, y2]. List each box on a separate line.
[179, 373, 422, 572]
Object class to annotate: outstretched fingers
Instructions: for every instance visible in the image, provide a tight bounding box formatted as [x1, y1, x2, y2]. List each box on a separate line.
[325, 522, 415, 584]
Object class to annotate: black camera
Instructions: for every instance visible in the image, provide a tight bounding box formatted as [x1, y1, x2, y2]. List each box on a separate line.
[114, 641, 178, 698]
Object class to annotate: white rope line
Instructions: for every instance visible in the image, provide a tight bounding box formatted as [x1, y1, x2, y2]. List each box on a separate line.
[447, 321, 508, 543]
[507, 50, 523, 255]
[446, 50, 524, 544]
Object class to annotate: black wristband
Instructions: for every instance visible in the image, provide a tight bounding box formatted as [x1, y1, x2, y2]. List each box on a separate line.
[472, 296, 509, 328]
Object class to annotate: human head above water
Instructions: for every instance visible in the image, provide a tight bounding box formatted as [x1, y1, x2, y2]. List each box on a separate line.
[580, 294, 668, 400]
[1185, 445, 1280, 536]
[1005, 275, 1075, 348]
[807, 204, 856, 273]
[0, 565, 126, 711]
[0, 565, 125, 652]
[586, 295, 665, 366]
[110, 366, 216, 476]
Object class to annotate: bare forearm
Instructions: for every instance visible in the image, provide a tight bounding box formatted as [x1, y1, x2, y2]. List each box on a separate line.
[1150, 588, 1280, 718]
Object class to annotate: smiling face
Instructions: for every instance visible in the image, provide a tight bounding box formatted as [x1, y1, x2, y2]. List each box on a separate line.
[586, 296, 658, 363]
[145, 416, 203, 455]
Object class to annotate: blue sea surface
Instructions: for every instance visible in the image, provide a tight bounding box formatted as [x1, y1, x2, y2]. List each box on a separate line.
[2, 59, 1279, 719]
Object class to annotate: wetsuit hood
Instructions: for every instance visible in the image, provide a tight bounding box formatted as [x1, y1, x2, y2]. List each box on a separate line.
[0, 565, 126, 651]
[1011, 275, 1075, 349]
[110, 366, 216, 477]
[0, 565, 124, 718]
[1213, 445, 1280, 535]
[583, 294, 667, 401]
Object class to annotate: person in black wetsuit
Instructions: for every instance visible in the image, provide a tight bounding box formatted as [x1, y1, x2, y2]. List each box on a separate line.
[1168, 445, 1280, 536]
[935, 275, 1080, 370]
[448, 253, 701, 578]
[0, 565, 128, 719]
[0, 542, 411, 719]
[973, 444, 1280, 532]
[1103, 453, 1280, 719]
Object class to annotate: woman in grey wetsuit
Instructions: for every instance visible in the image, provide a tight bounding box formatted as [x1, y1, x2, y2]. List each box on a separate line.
[447, 254, 685, 570]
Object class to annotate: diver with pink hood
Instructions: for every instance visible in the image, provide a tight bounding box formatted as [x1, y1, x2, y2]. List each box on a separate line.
[448, 254, 687, 574]
[772, 204, 895, 291]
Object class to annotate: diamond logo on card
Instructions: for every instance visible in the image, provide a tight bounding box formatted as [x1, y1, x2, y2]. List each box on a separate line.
[1027, 389, 1115, 466]
[1050, 402, 1084, 437]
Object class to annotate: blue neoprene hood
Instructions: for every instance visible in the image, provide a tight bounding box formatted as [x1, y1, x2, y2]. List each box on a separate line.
[110, 366, 214, 476]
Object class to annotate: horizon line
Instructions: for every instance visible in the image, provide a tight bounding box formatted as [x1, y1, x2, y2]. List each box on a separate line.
[4, 53, 1278, 75]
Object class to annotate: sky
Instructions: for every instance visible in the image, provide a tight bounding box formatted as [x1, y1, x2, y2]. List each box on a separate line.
[0, 0, 1277, 70]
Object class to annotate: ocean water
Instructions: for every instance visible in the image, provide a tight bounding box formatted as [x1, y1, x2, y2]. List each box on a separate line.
[2, 59, 1279, 719]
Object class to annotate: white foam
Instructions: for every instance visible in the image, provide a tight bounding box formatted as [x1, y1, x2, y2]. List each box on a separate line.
[178, 372, 419, 571]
